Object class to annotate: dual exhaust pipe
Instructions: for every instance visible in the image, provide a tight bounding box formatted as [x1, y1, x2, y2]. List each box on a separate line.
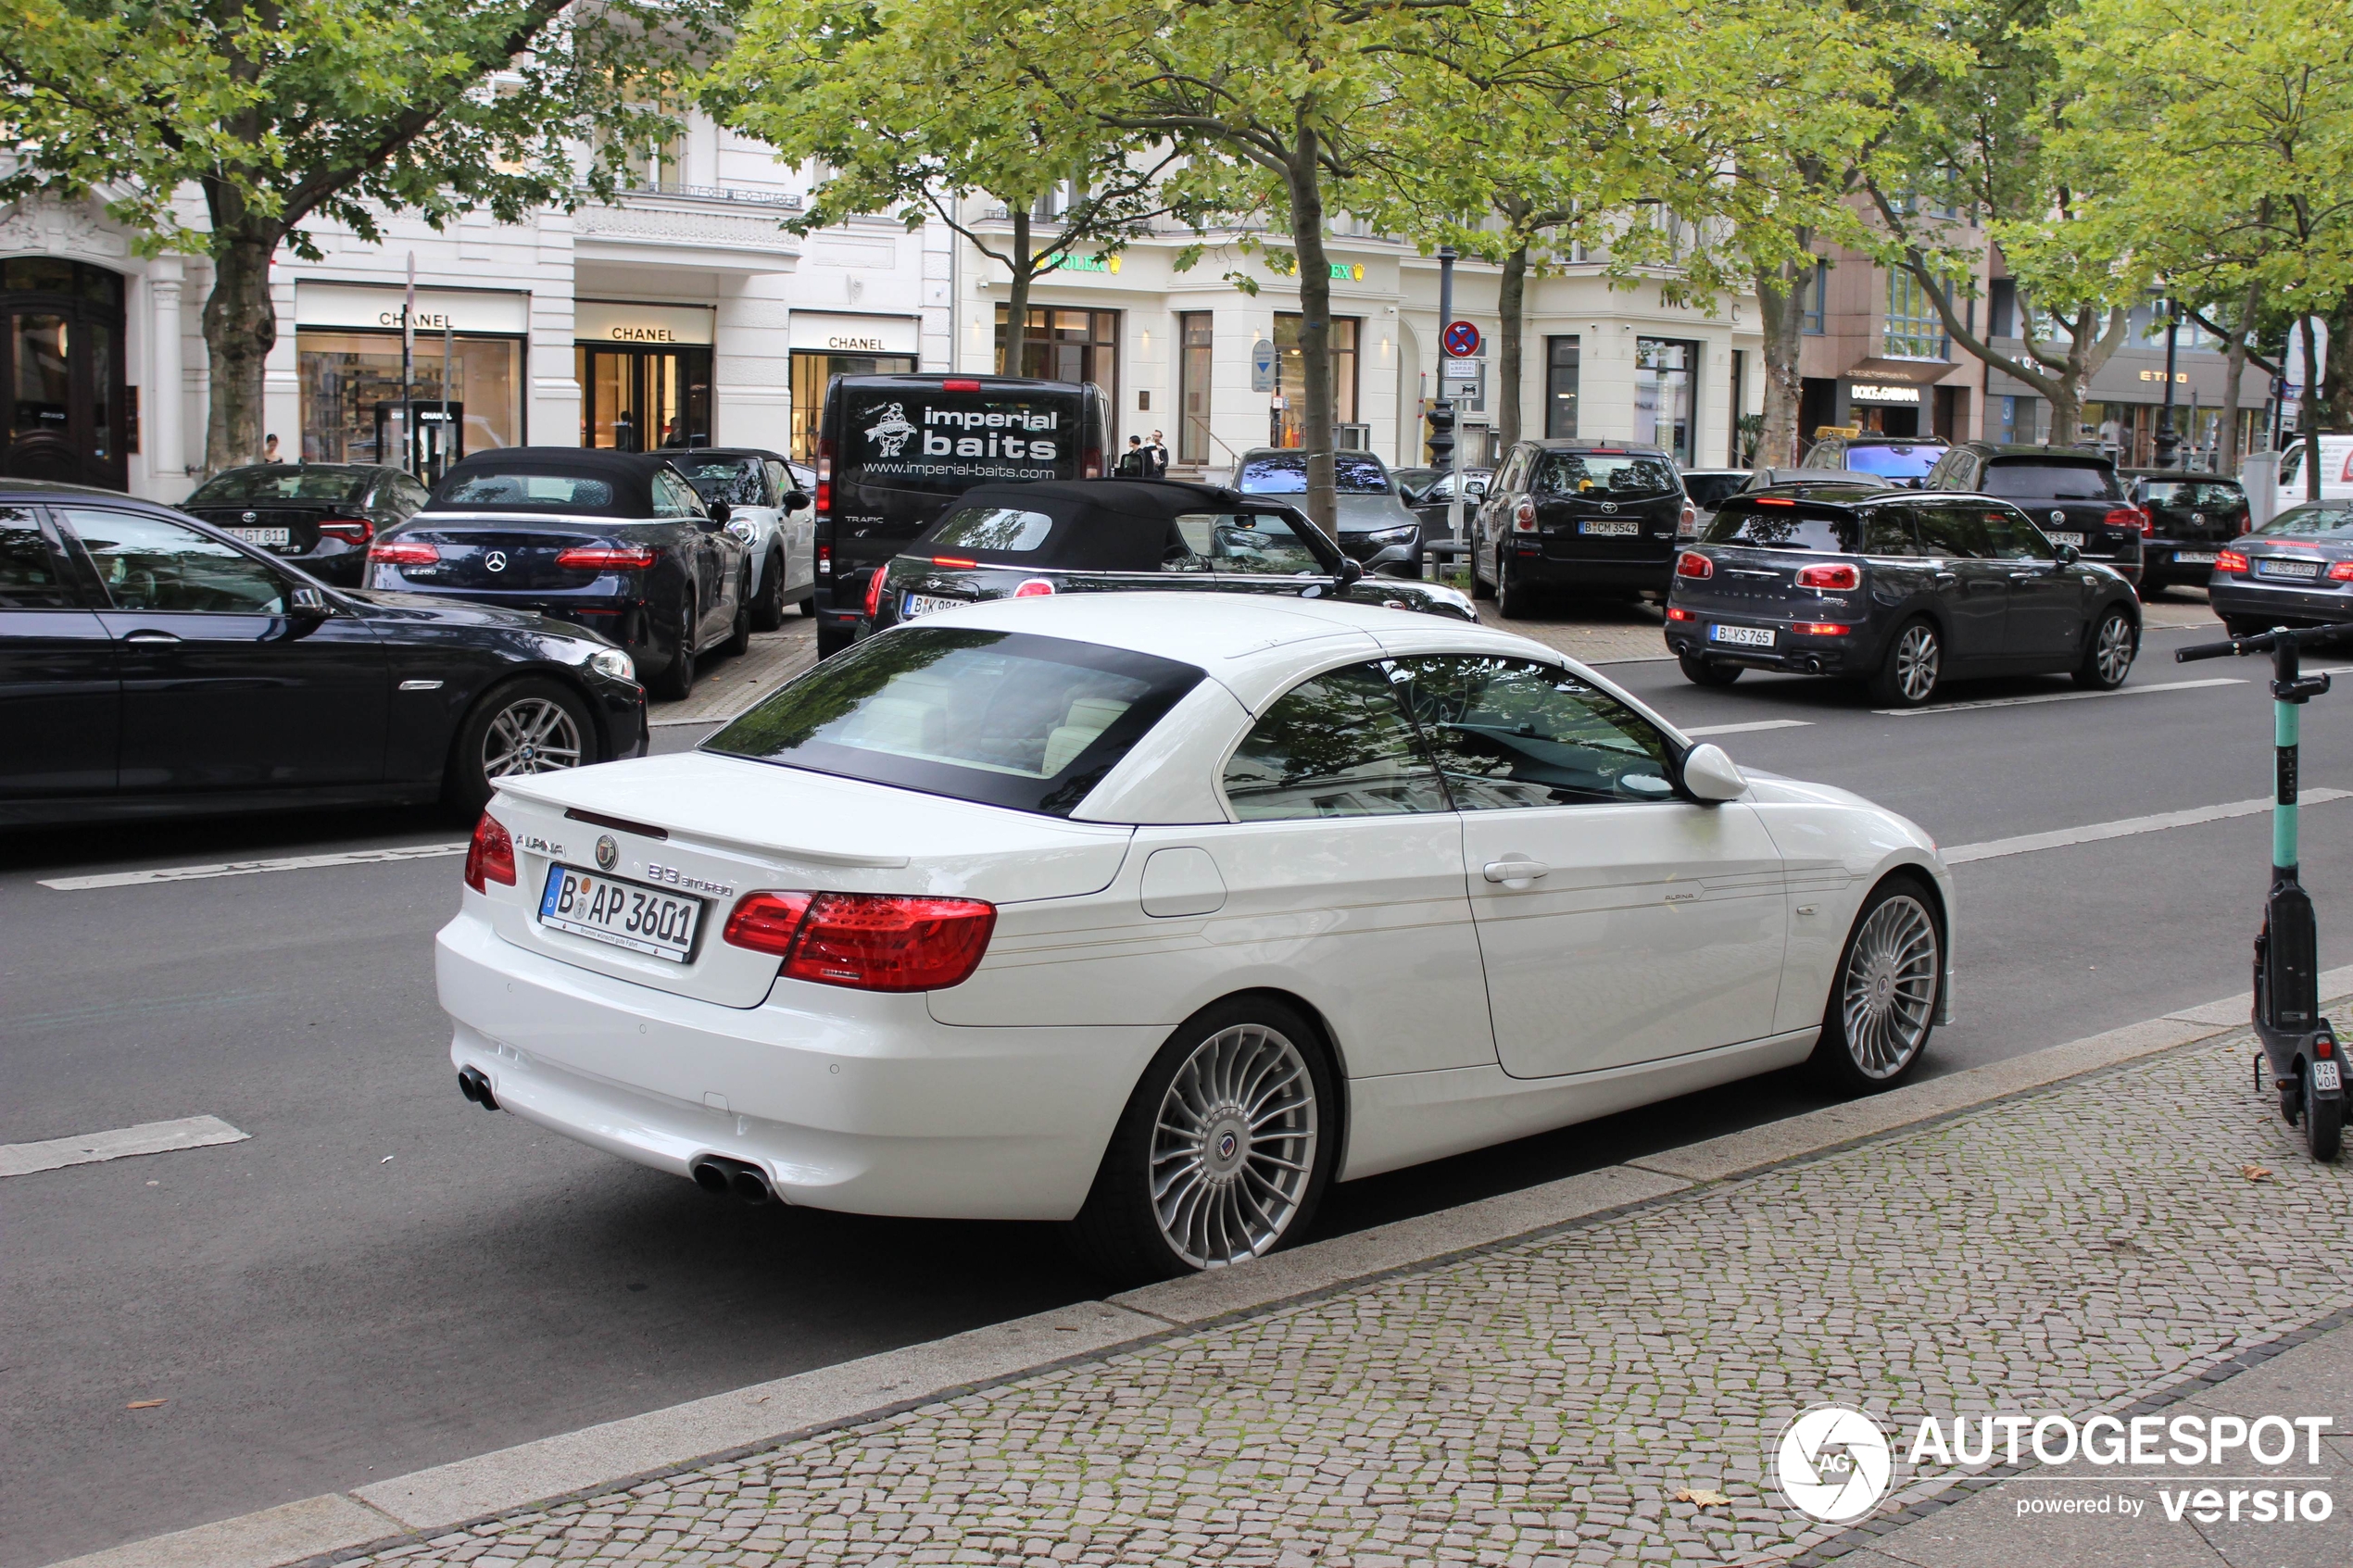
[691, 1154, 774, 1205]
[457, 1067, 498, 1110]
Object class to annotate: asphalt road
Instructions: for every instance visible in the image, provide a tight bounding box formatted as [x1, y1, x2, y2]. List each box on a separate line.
[7, 612, 2352, 1565]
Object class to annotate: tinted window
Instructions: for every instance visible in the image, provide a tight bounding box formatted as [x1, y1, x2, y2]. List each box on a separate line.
[0, 508, 78, 608]
[840, 387, 1083, 495]
[931, 506, 1056, 556]
[67, 509, 288, 614]
[1978, 506, 2056, 560]
[1223, 662, 1446, 820]
[674, 457, 768, 506]
[2256, 503, 2353, 539]
[1839, 444, 1943, 478]
[1703, 504, 1859, 551]
[1682, 473, 1748, 509]
[1859, 507, 1919, 556]
[652, 470, 706, 519]
[1982, 460, 2120, 502]
[1914, 504, 1990, 559]
[1533, 452, 1677, 497]
[705, 627, 1201, 817]
[2140, 480, 2243, 509]
[1237, 454, 1392, 495]
[1170, 511, 1327, 575]
[1390, 656, 1675, 809]
[442, 472, 616, 508]
[186, 468, 371, 504]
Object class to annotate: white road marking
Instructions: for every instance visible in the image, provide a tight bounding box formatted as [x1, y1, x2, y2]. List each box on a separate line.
[1681, 719, 1815, 738]
[0, 1115, 249, 1179]
[40, 842, 466, 892]
[1874, 676, 2244, 716]
[1944, 789, 2353, 866]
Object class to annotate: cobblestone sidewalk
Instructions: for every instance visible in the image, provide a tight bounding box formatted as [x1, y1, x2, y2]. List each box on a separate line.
[351, 1014, 2353, 1568]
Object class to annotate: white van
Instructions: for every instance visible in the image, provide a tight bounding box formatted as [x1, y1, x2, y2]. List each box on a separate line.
[2275, 433, 2353, 508]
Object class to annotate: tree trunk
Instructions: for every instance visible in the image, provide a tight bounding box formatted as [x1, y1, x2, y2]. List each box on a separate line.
[2322, 286, 2353, 434]
[2221, 276, 2260, 471]
[201, 225, 278, 476]
[1754, 257, 1805, 468]
[1000, 208, 1033, 375]
[1497, 244, 1528, 449]
[2301, 314, 2324, 502]
[1285, 122, 1338, 539]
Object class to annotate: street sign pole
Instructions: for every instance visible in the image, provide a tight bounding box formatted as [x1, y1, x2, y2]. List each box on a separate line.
[2155, 297, 2181, 470]
[1433, 246, 1460, 553]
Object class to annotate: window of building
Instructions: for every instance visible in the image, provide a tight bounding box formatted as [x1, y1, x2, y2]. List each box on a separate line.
[788, 350, 917, 461]
[1178, 312, 1214, 465]
[1633, 338, 1697, 465]
[1996, 394, 2039, 445]
[994, 307, 1120, 416]
[1269, 314, 1359, 449]
[1545, 335, 1580, 439]
[1802, 258, 1828, 335]
[1884, 271, 1947, 360]
[298, 331, 522, 470]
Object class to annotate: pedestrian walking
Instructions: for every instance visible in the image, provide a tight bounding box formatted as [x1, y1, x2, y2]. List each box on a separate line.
[1116, 436, 1148, 476]
[1146, 430, 1169, 476]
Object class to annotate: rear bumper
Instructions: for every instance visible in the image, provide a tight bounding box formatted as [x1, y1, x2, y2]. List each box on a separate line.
[2208, 578, 2353, 629]
[1510, 548, 1673, 589]
[2143, 539, 2225, 583]
[367, 581, 646, 641]
[435, 908, 1157, 1220]
[1665, 612, 1878, 674]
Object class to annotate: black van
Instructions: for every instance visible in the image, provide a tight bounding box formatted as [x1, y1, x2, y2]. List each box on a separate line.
[813, 373, 1112, 656]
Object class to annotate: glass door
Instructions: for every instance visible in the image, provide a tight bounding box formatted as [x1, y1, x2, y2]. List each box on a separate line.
[3, 258, 126, 490]
[577, 345, 711, 451]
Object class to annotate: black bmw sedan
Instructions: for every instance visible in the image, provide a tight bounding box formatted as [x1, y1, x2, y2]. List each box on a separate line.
[180, 461, 431, 585]
[859, 479, 1478, 634]
[1665, 484, 2142, 706]
[0, 480, 644, 826]
[366, 449, 751, 700]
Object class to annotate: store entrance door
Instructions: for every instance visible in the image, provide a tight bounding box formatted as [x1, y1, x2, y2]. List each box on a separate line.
[3, 259, 127, 491]
[578, 345, 711, 452]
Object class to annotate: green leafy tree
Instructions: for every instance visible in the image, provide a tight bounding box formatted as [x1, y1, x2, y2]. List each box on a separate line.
[0, 0, 732, 473]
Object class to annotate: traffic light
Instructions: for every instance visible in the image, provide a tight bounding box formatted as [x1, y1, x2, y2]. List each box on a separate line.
[1426, 398, 1455, 469]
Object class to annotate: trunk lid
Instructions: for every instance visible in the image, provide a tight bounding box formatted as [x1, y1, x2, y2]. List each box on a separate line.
[481, 752, 1135, 1006]
[1669, 546, 1828, 619]
[184, 502, 332, 557]
[398, 517, 615, 590]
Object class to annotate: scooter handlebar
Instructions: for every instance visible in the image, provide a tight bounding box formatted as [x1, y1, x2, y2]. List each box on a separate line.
[2176, 638, 2242, 662]
[2176, 620, 2353, 664]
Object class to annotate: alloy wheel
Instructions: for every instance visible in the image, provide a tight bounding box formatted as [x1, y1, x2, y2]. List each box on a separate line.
[482, 696, 584, 779]
[2095, 613, 2134, 684]
[1839, 895, 1940, 1079]
[1894, 624, 1940, 703]
[1149, 1022, 1319, 1269]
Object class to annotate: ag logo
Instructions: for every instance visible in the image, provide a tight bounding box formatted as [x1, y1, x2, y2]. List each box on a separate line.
[485, 550, 509, 572]
[1771, 1403, 1893, 1524]
[595, 834, 619, 871]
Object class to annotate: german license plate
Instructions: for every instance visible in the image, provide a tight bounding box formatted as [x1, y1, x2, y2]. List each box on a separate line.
[1709, 623, 1776, 648]
[226, 527, 291, 547]
[537, 865, 702, 962]
[2312, 1060, 2342, 1093]
[2173, 551, 2218, 564]
[901, 592, 967, 621]
[2045, 531, 2083, 547]
[2256, 557, 2322, 580]
[1580, 519, 1640, 537]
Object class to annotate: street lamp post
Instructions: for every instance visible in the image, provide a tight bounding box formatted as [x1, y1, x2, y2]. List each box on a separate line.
[2154, 296, 2182, 470]
[1431, 245, 1461, 552]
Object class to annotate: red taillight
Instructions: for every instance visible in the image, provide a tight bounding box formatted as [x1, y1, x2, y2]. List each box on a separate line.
[1513, 498, 1538, 533]
[555, 545, 659, 571]
[1677, 502, 1698, 538]
[1667, 606, 1693, 621]
[724, 891, 997, 991]
[2215, 549, 2249, 574]
[931, 556, 978, 569]
[1795, 562, 1860, 590]
[2105, 507, 2152, 536]
[863, 567, 888, 620]
[2321, 1036, 2336, 1059]
[2328, 561, 2353, 583]
[817, 543, 832, 576]
[815, 439, 833, 516]
[1794, 621, 1851, 636]
[462, 812, 514, 893]
[1013, 579, 1055, 597]
[316, 518, 374, 546]
[943, 379, 982, 392]
[370, 539, 439, 567]
[1675, 551, 1714, 579]
[1083, 448, 1103, 480]
[1753, 496, 1795, 508]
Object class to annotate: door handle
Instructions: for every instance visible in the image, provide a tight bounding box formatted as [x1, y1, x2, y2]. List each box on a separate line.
[1932, 571, 1958, 587]
[124, 630, 182, 643]
[1483, 859, 1551, 884]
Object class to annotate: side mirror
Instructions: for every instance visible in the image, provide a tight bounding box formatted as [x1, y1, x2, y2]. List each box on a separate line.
[289, 585, 333, 619]
[2055, 542, 2081, 565]
[1680, 742, 1748, 803]
[705, 500, 732, 528]
[785, 490, 811, 511]
[1465, 481, 1488, 500]
[1334, 558, 1365, 587]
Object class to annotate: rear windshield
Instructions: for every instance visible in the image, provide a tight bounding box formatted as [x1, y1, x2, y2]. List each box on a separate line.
[929, 505, 1057, 557]
[673, 457, 767, 506]
[1682, 473, 1748, 508]
[438, 472, 616, 509]
[1702, 504, 1858, 552]
[187, 469, 370, 504]
[1534, 452, 1677, 497]
[703, 627, 1203, 816]
[838, 388, 1083, 495]
[1982, 460, 2121, 502]
[1238, 454, 1392, 495]
[2139, 480, 2243, 508]
[1839, 444, 1943, 478]
[2255, 503, 2353, 539]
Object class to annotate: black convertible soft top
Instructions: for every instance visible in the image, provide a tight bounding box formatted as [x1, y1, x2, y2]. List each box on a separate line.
[913, 479, 1324, 571]
[429, 447, 698, 518]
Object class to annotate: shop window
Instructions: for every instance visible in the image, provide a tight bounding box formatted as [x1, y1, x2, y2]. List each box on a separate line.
[1178, 312, 1214, 465]
[300, 332, 522, 470]
[1545, 336, 1580, 439]
[789, 351, 917, 460]
[576, 345, 711, 451]
[1634, 338, 1696, 465]
[994, 307, 1120, 413]
[1269, 314, 1358, 450]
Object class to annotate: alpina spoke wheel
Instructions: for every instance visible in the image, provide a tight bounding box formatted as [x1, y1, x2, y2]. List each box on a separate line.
[1149, 1023, 1318, 1269]
[1811, 883, 1941, 1093]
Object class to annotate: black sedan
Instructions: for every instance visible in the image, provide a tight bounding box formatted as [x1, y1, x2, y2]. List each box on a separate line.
[1470, 439, 1691, 617]
[1665, 485, 2142, 706]
[366, 449, 751, 700]
[180, 462, 431, 586]
[2207, 501, 2353, 636]
[859, 479, 1478, 635]
[2122, 470, 2250, 595]
[0, 479, 645, 825]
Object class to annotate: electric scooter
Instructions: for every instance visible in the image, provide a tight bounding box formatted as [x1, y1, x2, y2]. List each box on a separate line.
[2178, 621, 2353, 1161]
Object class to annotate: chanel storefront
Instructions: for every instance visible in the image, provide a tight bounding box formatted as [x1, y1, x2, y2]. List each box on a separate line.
[575, 301, 717, 451]
[788, 312, 919, 458]
[296, 282, 528, 468]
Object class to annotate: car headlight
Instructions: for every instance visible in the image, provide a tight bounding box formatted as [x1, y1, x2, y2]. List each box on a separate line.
[1367, 524, 1418, 544]
[588, 647, 636, 684]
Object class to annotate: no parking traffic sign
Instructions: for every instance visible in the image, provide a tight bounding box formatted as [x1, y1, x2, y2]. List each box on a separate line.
[1443, 320, 1481, 358]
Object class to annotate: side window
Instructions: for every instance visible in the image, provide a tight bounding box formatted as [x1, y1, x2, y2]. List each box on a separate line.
[653, 470, 705, 518]
[400, 476, 433, 510]
[1390, 656, 1676, 809]
[0, 508, 83, 608]
[1223, 662, 1448, 820]
[766, 460, 790, 506]
[1859, 506, 1919, 557]
[1914, 504, 1989, 559]
[1980, 505, 2055, 560]
[1494, 447, 1529, 495]
[1175, 512, 1326, 576]
[65, 508, 289, 615]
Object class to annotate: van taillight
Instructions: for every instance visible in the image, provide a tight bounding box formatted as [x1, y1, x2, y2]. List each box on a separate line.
[724, 891, 997, 991]
[1083, 448, 1103, 480]
[815, 438, 833, 517]
[943, 379, 982, 392]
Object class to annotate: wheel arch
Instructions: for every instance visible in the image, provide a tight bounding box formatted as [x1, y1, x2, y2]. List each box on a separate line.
[1861, 857, 1954, 1026]
[443, 665, 615, 791]
[1187, 985, 1355, 1182]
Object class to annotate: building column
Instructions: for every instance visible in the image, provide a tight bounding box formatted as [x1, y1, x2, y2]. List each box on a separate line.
[148, 259, 185, 490]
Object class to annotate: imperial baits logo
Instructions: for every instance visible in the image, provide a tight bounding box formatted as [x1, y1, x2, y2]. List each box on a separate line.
[862, 401, 918, 456]
[1772, 1403, 1894, 1524]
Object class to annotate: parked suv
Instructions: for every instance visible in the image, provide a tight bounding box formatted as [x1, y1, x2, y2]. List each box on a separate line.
[1801, 433, 1950, 488]
[2121, 470, 2248, 594]
[1472, 439, 1692, 617]
[1921, 443, 2145, 586]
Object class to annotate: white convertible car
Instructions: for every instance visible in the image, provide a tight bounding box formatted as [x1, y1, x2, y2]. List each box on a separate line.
[439, 594, 1952, 1280]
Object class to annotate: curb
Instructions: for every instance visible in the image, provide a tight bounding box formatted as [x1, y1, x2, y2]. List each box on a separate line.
[45, 965, 2353, 1568]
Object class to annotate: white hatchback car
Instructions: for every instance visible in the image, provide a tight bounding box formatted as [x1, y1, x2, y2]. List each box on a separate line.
[439, 594, 1953, 1280]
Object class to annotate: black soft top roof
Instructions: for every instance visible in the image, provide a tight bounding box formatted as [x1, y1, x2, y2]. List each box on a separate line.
[917, 479, 1321, 571]
[431, 446, 694, 516]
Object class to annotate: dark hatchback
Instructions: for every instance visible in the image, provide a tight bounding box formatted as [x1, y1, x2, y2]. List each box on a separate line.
[1471, 440, 1691, 617]
[0, 480, 645, 825]
[2121, 470, 2249, 593]
[2206, 501, 2353, 636]
[1921, 443, 2146, 586]
[180, 462, 431, 586]
[1665, 484, 2143, 706]
[860, 479, 1478, 634]
[366, 449, 750, 701]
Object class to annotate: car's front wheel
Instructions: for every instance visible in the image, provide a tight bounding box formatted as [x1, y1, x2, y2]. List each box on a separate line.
[749, 546, 787, 632]
[1497, 559, 1538, 620]
[446, 676, 599, 816]
[1678, 651, 1743, 687]
[1809, 877, 1942, 1093]
[2073, 606, 2135, 690]
[1869, 618, 1942, 707]
[721, 569, 754, 658]
[1071, 997, 1336, 1285]
[647, 588, 698, 701]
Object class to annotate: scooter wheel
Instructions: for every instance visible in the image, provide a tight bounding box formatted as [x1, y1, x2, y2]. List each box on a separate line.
[2305, 1076, 2342, 1162]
